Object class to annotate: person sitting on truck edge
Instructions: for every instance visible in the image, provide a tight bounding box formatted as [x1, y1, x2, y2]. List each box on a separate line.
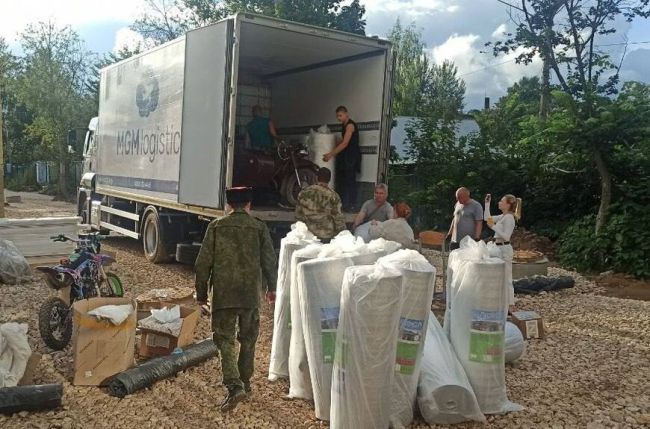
[295, 167, 346, 242]
[194, 186, 277, 412]
[323, 106, 361, 211]
[352, 183, 393, 234]
[246, 105, 279, 152]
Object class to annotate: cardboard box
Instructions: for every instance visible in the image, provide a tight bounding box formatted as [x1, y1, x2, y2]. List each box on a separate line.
[511, 311, 545, 339]
[136, 290, 195, 321]
[138, 305, 200, 358]
[72, 297, 136, 386]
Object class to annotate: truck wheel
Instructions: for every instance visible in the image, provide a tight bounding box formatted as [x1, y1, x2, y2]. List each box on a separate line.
[77, 193, 89, 224]
[176, 243, 201, 265]
[142, 209, 171, 263]
[282, 168, 318, 207]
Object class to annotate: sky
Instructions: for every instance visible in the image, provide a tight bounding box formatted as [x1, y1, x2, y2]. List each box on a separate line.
[1, 0, 649, 109]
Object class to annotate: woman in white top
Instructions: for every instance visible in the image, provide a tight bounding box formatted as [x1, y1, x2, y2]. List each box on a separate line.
[368, 202, 416, 249]
[484, 194, 522, 309]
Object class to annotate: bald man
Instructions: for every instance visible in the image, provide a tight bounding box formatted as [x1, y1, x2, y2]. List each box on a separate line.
[447, 187, 483, 250]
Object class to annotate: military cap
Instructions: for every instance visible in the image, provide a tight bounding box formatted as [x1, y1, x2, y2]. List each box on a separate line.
[226, 186, 253, 204]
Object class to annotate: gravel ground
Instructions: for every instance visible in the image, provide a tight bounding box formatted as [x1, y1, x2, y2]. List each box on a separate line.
[1, 193, 649, 428]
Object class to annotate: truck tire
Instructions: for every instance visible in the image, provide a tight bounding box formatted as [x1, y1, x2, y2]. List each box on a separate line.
[282, 168, 318, 207]
[176, 243, 201, 265]
[142, 209, 171, 263]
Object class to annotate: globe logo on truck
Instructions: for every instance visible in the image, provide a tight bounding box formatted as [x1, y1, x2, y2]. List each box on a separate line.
[135, 69, 159, 118]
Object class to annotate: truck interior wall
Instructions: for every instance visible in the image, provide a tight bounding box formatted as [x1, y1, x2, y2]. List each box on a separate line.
[269, 54, 386, 206]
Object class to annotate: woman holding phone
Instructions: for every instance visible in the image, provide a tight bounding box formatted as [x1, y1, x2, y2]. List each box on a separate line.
[484, 194, 522, 309]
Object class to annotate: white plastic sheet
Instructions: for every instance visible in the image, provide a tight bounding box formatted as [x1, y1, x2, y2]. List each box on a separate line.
[288, 243, 323, 399]
[269, 222, 317, 381]
[0, 240, 32, 285]
[505, 321, 526, 363]
[444, 237, 523, 415]
[330, 265, 403, 429]
[0, 323, 32, 388]
[377, 250, 437, 428]
[417, 312, 485, 425]
[88, 304, 136, 326]
[309, 126, 336, 188]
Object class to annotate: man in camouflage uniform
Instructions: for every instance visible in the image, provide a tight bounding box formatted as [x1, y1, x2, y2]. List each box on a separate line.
[195, 187, 277, 412]
[295, 167, 346, 241]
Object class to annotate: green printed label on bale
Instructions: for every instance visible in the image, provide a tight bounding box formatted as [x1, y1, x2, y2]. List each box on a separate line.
[322, 331, 336, 364]
[321, 307, 340, 364]
[395, 341, 419, 375]
[469, 331, 504, 363]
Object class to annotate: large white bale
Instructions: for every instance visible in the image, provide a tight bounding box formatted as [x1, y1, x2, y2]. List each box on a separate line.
[417, 312, 485, 425]
[309, 126, 336, 188]
[330, 265, 403, 429]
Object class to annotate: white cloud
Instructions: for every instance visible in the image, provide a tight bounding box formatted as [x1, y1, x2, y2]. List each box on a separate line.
[113, 27, 147, 53]
[492, 23, 507, 38]
[361, 0, 460, 17]
[0, 0, 144, 46]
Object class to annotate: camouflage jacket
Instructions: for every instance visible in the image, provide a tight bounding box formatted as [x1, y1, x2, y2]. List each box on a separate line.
[195, 209, 277, 309]
[295, 184, 346, 240]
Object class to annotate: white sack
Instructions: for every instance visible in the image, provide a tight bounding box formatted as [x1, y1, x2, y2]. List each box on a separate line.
[309, 127, 336, 188]
[269, 222, 317, 381]
[330, 265, 403, 429]
[88, 304, 135, 326]
[0, 239, 32, 285]
[417, 312, 485, 425]
[0, 323, 32, 388]
[505, 321, 526, 363]
[288, 243, 323, 399]
[377, 250, 437, 428]
[444, 237, 523, 415]
[353, 222, 371, 242]
[367, 238, 402, 255]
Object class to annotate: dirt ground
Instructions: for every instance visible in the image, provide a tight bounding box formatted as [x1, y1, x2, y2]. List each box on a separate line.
[1, 192, 650, 428]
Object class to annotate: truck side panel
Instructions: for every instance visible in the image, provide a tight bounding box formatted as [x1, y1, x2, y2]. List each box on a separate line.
[96, 39, 185, 203]
[178, 20, 233, 209]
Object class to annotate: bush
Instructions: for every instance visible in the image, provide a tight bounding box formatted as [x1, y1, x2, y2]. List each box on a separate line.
[558, 204, 650, 278]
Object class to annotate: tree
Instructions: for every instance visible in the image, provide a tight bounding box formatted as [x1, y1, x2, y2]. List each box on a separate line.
[17, 22, 95, 197]
[388, 21, 429, 117]
[420, 61, 466, 121]
[132, 0, 366, 44]
[489, 0, 650, 233]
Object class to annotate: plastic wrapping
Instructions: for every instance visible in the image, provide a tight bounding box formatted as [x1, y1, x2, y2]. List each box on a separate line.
[330, 265, 403, 429]
[309, 126, 336, 188]
[417, 312, 485, 425]
[107, 339, 217, 398]
[444, 237, 522, 414]
[288, 243, 323, 399]
[0, 384, 63, 414]
[0, 323, 32, 388]
[269, 223, 317, 381]
[505, 321, 526, 363]
[88, 304, 135, 326]
[0, 240, 32, 285]
[377, 250, 437, 428]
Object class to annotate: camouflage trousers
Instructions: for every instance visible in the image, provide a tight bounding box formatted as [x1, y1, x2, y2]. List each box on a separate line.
[212, 308, 260, 390]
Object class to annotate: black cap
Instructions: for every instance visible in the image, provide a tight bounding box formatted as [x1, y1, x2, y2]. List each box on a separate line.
[226, 187, 253, 205]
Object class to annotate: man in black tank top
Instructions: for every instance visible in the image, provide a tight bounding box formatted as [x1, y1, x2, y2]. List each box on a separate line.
[323, 105, 361, 210]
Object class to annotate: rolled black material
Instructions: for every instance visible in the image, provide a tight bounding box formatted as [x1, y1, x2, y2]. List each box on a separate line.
[0, 384, 63, 414]
[513, 276, 575, 295]
[107, 339, 218, 398]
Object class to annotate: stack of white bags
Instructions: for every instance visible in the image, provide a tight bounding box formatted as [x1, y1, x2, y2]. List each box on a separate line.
[268, 228, 523, 428]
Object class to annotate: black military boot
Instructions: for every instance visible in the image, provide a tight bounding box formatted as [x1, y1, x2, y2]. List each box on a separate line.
[220, 386, 246, 412]
[243, 382, 252, 397]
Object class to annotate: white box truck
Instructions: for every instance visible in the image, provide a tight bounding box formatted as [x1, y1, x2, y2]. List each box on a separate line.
[77, 13, 394, 263]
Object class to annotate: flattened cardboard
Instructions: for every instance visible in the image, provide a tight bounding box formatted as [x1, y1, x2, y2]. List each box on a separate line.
[72, 297, 136, 386]
[138, 304, 200, 358]
[511, 310, 545, 339]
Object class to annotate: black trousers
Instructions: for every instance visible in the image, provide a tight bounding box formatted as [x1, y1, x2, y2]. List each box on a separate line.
[337, 164, 358, 210]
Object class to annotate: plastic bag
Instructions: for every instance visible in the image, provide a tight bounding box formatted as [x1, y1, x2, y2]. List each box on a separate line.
[88, 304, 135, 326]
[505, 321, 526, 363]
[0, 323, 32, 388]
[444, 237, 523, 415]
[330, 264, 404, 429]
[0, 240, 32, 285]
[269, 223, 318, 382]
[288, 243, 323, 399]
[353, 222, 371, 242]
[417, 312, 485, 424]
[377, 250, 437, 428]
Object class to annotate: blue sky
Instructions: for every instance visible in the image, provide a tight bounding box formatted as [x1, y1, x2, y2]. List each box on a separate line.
[2, 0, 649, 109]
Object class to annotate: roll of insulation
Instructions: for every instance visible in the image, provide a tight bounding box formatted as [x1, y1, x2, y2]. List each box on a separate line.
[299, 256, 354, 421]
[504, 321, 526, 363]
[330, 265, 403, 429]
[377, 250, 437, 428]
[269, 241, 307, 381]
[309, 128, 336, 188]
[288, 243, 323, 399]
[417, 312, 485, 424]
